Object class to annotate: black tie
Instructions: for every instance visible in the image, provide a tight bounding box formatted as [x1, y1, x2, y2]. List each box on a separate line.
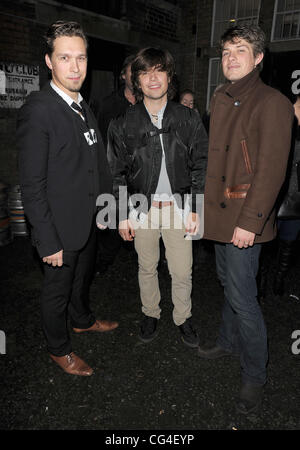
[71, 101, 90, 131]
[72, 101, 94, 146]
[80, 102, 88, 122]
[71, 101, 84, 117]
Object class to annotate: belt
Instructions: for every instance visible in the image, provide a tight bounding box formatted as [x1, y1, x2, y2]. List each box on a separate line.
[152, 201, 173, 209]
[224, 184, 250, 199]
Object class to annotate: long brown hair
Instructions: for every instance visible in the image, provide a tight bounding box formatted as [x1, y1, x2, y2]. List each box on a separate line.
[131, 47, 176, 102]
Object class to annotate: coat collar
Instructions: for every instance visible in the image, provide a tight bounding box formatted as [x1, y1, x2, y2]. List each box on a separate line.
[221, 68, 261, 99]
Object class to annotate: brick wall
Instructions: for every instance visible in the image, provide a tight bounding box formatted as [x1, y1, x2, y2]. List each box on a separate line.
[176, 0, 213, 115]
[0, 111, 19, 187]
[128, 0, 180, 43]
[0, 1, 49, 186]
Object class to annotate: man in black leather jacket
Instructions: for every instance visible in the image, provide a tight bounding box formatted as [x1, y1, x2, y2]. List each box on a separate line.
[107, 47, 208, 346]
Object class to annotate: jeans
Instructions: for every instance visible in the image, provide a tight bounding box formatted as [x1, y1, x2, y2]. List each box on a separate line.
[215, 242, 268, 385]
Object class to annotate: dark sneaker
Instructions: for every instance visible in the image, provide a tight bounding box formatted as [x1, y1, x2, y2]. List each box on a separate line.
[178, 318, 199, 348]
[235, 382, 264, 415]
[198, 344, 237, 359]
[139, 315, 158, 343]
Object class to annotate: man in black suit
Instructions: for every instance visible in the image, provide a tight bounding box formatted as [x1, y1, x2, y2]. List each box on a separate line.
[17, 21, 118, 376]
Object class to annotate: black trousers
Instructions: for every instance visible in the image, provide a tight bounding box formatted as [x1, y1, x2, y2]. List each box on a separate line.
[41, 225, 97, 356]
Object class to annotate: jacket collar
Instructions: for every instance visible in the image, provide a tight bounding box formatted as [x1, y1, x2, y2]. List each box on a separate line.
[221, 68, 261, 99]
[137, 99, 175, 120]
[42, 81, 87, 109]
[50, 80, 83, 107]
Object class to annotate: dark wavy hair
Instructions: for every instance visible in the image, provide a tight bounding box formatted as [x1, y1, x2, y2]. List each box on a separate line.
[179, 89, 195, 102]
[119, 54, 136, 81]
[44, 21, 88, 56]
[131, 47, 176, 102]
[220, 24, 266, 57]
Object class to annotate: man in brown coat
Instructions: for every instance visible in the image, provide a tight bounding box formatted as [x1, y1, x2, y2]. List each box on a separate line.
[198, 25, 294, 414]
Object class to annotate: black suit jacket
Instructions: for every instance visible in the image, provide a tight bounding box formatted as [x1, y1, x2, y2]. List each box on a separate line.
[17, 82, 112, 257]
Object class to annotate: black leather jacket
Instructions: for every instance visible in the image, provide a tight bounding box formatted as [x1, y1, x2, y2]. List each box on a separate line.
[107, 100, 208, 220]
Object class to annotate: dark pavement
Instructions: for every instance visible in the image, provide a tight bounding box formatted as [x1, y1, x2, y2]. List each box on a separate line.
[0, 235, 300, 431]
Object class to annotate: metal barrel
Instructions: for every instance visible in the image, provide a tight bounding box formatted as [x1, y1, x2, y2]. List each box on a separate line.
[8, 185, 29, 236]
[0, 181, 13, 246]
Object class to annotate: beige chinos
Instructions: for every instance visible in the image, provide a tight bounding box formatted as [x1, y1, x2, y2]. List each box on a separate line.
[131, 203, 193, 326]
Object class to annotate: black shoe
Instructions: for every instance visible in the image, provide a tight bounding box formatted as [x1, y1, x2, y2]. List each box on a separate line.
[235, 382, 263, 415]
[198, 344, 236, 359]
[178, 318, 199, 348]
[139, 315, 158, 343]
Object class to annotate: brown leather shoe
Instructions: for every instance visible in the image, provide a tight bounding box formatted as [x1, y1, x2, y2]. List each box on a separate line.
[50, 352, 93, 376]
[73, 319, 119, 333]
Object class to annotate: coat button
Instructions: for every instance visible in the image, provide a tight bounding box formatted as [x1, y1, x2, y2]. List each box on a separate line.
[225, 145, 229, 152]
[258, 212, 263, 217]
[234, 100, 241, 106]
[221, 176, 226, 182]
[220, 202, 226, 208]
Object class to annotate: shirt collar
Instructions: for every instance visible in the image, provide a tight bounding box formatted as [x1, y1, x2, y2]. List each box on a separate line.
[144, 101, 167, 120]
[50, 81, 83, 107]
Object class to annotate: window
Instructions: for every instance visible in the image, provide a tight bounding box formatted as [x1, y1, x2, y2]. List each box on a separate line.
[206, 58, 226, 111]
[272, 0, 300, 40]
[211, 0, 261, 47]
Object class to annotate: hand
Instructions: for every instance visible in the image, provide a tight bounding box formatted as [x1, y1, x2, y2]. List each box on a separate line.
[185, 212, 200, 236]
[96, 222, 108, 230]
[231, 227, 255, 248]
[119, 219, 135, 241]
[42, 250, 63, 267]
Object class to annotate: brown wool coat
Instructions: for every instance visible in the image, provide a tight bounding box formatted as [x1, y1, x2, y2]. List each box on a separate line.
[204, 68, 294, 244]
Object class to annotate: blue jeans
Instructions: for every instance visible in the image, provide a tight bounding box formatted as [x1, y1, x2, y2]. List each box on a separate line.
[215, 242, 268, 386]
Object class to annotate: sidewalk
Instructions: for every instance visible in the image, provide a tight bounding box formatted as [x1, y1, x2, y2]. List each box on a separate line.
[0, 236, 299, 430]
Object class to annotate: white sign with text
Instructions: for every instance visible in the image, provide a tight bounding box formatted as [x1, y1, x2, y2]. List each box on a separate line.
[0, 62, 40, 108]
